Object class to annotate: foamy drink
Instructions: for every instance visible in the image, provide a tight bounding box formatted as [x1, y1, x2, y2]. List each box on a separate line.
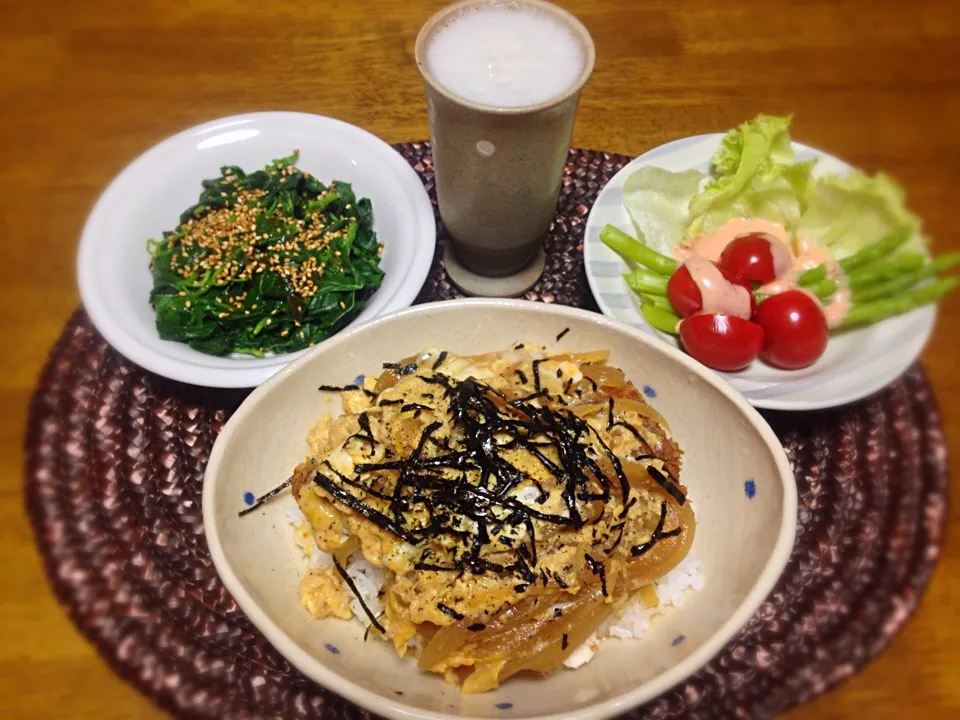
[425, 3, 586, 108]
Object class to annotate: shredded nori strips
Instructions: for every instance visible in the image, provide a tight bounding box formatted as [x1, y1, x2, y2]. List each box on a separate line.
[437, 603, 465, 621]
[401, 403, 433, 413]
[532, 358, 544, 394]
[647, 465, 686, 505]
[630, 501, 683, 557]
[584, 553, 607, 597]
[556, 327, 570, 341]
[241, 352, 688, 598]
[237, 476, 293, 517]
[334, 556, 386, 634]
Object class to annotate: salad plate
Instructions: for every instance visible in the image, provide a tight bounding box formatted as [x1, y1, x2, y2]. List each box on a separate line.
[584, 130, 937, 411]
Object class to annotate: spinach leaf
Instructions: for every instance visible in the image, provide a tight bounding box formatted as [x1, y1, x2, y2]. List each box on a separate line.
[147, 151, 384, 357]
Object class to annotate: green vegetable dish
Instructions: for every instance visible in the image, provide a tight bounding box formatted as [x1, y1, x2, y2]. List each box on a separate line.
[597, 113, 959, 373]
[148, 152, 384, 357]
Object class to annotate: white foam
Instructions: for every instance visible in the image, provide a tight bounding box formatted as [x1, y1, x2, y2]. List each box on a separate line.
[426, 3, 585, 108]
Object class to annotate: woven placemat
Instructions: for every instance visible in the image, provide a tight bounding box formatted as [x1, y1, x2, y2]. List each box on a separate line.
[24, 144, 948, 719]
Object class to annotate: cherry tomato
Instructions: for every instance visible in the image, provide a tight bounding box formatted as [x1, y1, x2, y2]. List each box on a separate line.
[667, 262, 756, 318]
[678, 313, 764, 372]
[753, 289, 828, 369]
[667, 264, 704, 317]
[719, 233, 791, 284]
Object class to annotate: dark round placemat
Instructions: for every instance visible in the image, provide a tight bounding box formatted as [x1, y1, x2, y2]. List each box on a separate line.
[24, 145, 948, 720]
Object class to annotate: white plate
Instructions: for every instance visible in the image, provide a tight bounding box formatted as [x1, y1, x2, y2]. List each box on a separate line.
[203, 298, 796, 720]
[77, 112, 436, 388]
[584, 134, 936, 411]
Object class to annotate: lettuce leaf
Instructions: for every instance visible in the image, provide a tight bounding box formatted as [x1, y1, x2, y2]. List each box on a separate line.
[622, 166, 704, 256]
[686, 114, 814, 235]
[686, 159, 815, 237]
[710, 113, 795, 177]
[796, 170, 928, 259]
[616, 113, 928, 262]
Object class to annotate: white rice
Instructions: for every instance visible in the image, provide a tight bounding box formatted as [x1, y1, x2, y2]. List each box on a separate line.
[562, 554, 703, 669]
[287, 506, 385, 621]
[343, 554, 387, 620]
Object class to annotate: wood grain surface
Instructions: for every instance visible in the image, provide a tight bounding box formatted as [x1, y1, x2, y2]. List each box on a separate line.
[1, 0, 958, 717]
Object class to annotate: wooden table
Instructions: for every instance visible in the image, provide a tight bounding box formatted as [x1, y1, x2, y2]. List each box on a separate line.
[2, 0, 957, 717]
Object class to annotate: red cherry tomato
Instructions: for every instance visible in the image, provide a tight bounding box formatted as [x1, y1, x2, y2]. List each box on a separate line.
[719, 233, 789, 284]
[753, 289, 828, 369]
[667, 264, 704, 317]
[667, 262, 756, 318]
[679, 313, 764, 372]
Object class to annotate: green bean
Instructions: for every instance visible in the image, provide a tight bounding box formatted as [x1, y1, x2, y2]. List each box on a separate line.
[640, 293, 674, 311]
[806, 278, 837, 302]
[623, 269, 668, 296]
[842, 278, 959, 327]
[799, 226, 913, 285]
[852, 252, 960, 304]
[837, 226, 913, 272]
[641, 304, 681, 335]
[847, 252, 927, 290]
[797, 265, 827, 286]
[757, 279, 836, 304]
[601, 225, 678, 276]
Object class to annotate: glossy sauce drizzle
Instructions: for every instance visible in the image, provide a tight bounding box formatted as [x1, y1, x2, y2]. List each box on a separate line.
[678, 218, 851, 326]
[682, 255, 752, 319]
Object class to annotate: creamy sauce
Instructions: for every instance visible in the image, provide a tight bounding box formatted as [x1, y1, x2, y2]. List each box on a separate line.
[683, 255, 752, 319]
[675, 218, 791, 264]
[679, 218, 851, 326]
[765, 235, 794, 279]
[822, 286, 851, 328]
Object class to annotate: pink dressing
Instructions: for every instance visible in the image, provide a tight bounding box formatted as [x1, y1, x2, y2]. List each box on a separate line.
[678, 217, 851, 326]
[683, 255, 752, 319]
[675, 218, 792, 264]
[822, 286, 851, 328]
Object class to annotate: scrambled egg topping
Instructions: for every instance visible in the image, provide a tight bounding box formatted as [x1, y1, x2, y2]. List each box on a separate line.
[291, 345, 689, 691]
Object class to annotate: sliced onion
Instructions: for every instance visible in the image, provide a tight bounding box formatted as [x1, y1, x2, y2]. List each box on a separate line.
[580, 363, 626, 387]
[614, 398, 670, 432]
[626, 499, 695, 591]
[637, 584, 659, 608]
[622, 460, 689, 503]
[548, 350, 610, 364]
[373, 369, 398, 394]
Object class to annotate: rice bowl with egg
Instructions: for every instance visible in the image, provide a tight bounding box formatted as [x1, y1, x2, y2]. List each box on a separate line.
[246, 343, 702, 691]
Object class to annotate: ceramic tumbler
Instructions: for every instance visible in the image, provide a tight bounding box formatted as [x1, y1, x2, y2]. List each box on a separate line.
[415, 0, 595, 286]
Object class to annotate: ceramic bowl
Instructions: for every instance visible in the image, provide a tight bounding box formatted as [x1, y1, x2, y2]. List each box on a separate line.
[203, 299, 797, 720]
[77, 112, 435, 388]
